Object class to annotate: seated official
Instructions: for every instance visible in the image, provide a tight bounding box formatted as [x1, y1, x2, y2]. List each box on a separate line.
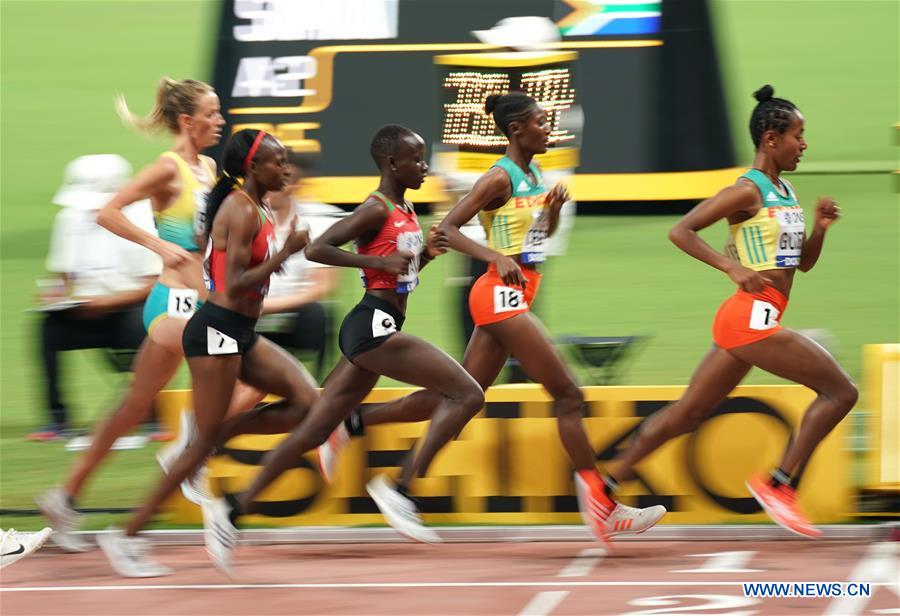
[31, 155, 161, 440]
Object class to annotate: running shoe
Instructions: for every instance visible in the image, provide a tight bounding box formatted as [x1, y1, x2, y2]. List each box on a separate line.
[317, 422, 351, 484]
[201, 496, 238, 576]
[27, 424, 66, 442]
[0, 527, 52, 570]
[366, 475, 441, 544]
[156, 409, 208, 504]
[604, 501, 667, 537]
[35, 486, 90, 552]
[97, 527, 171, 578]
[746, 473, 822, 538]
[574, 470, 613, 546]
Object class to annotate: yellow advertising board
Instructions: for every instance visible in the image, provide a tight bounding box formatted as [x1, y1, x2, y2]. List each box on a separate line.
[863, 344, 900, 491]
[158, 385, 849, 525]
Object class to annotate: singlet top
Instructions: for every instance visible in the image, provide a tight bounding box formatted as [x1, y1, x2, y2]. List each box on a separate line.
[205, 192, 275, 300]
[478, 156, 550, 265]
[725, 169, 805, 271]
[155, 152, 215, 252]
[356, 191, 423, 294]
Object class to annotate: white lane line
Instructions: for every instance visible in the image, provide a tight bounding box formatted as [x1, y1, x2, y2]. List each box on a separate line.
[557, 547, 607, 577]
[3, 581, 896, 593]
[824, 542, 900, 616]
[518, 591, 569, 616]
[674, 551, 763, 573]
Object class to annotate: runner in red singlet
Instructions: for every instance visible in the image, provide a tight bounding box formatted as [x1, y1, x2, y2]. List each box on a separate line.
[99, 129, 318, 577]
[199, 125, 484, 566]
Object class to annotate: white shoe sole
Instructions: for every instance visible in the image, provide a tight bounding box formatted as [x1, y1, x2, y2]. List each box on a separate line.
[0, 528, 52, 569]
[366, 479, 440, 545]
[97, 532, 171, 578]
[201, 499, 236, 577]
[35, 492, 90, 553]
[606, 505, 667, 537]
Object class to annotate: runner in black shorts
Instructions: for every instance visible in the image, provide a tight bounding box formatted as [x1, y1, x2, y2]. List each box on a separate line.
[203, 125, 484, 555]
[99, 129, 318, 577]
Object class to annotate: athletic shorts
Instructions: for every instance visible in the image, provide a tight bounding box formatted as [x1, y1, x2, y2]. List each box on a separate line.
[338, 294, 406, 361]
[142, 282, 202, 334]
[469, 263, 542, 327]
[182, 301, 259, 358]
[713, 286, 789, 350]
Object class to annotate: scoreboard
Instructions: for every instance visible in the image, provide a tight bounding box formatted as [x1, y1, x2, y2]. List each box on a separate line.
[435, 50, 579, 175]
[211, 0, 738, 203]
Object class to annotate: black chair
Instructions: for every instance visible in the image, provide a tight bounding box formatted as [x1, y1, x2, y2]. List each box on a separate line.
[557, 335, 646, 385]
[504, 336, 646, 385]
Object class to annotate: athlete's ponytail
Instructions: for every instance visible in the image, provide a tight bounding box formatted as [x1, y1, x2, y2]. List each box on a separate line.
[485, 92, 538, 136]
[116, 77, 213, 135]
[205, 129, 272, 238]
[748, 85, 799, 149]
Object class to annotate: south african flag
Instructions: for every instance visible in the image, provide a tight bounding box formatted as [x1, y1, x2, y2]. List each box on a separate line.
[558, 0, 661, 36]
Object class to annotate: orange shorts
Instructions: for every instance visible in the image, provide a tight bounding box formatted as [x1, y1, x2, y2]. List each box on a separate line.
[469, 263, 542, 327]
[713, 286, 789, 350]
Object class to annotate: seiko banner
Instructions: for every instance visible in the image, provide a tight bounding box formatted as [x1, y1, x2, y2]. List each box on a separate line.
[160, 385, 850, 526]
[210, 0, 737, 202]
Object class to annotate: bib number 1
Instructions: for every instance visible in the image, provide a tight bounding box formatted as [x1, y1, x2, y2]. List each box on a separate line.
[749, 300, 779, 331]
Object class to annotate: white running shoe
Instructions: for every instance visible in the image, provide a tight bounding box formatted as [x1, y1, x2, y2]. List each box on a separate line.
[97, 528, 171, 578]
[603, 502, 667, 537]
[201, 496, 238, 576]
[317, 422, 350, 484]
[35, 487, 90, 553]
[366, 475, 441, 544]
[155, 410, 190, 475]
[156, 409, 208, 505]
[1, 527, 52, 569]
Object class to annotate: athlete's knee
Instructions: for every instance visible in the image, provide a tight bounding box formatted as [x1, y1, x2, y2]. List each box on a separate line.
[282, 378, 318, 410]
[553, 382, 584, 418]
[460, 386, 485, 416]
[832, 379, 858, 412]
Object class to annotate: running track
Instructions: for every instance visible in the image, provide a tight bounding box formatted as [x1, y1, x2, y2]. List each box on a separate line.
[2, 540, 898, 614]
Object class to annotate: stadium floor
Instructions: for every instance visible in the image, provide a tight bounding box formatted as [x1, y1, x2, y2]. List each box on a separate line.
[2, 531, 897, 615]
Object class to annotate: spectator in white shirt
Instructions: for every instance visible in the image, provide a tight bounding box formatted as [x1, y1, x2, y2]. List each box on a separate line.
[30, 155, 161, 440]
[257, 159, 342, 379]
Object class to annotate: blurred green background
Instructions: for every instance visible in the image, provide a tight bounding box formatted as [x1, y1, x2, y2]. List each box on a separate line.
[1, 0, 897, 528]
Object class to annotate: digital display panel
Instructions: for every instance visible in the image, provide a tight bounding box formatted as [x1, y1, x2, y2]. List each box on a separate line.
[440, 63, 576, 153]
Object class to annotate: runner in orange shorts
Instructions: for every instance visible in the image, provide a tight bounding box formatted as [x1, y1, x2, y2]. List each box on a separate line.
[600, 85, 857, 538]
[319, 92, 666, 546]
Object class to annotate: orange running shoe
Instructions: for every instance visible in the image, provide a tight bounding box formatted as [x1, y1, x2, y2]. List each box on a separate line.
[746, 473, 822, 538]
[574, 470, 613, 546]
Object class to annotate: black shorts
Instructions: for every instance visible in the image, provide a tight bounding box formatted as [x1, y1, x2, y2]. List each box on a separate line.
[182, 302, 259, 358]
[338, 294, 406, 361]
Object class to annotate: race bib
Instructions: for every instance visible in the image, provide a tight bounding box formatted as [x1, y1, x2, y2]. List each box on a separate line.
[395, 230, 423, 293]
[193, 189, 209, 236]
[521, 210, 548, 265]
[749, 300, 780, 331]
[206, 326, 238, 355]
[167, 288, 199, 319]
[773, 206, 805, 267]
[493, 286, 527, 314]
[371, 308, 398, 338]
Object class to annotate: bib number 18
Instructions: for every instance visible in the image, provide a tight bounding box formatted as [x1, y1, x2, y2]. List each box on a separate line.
[494, 286, 526, 314]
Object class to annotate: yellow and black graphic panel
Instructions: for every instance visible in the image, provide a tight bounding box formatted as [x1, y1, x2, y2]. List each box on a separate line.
[159, 385, 850, 525]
